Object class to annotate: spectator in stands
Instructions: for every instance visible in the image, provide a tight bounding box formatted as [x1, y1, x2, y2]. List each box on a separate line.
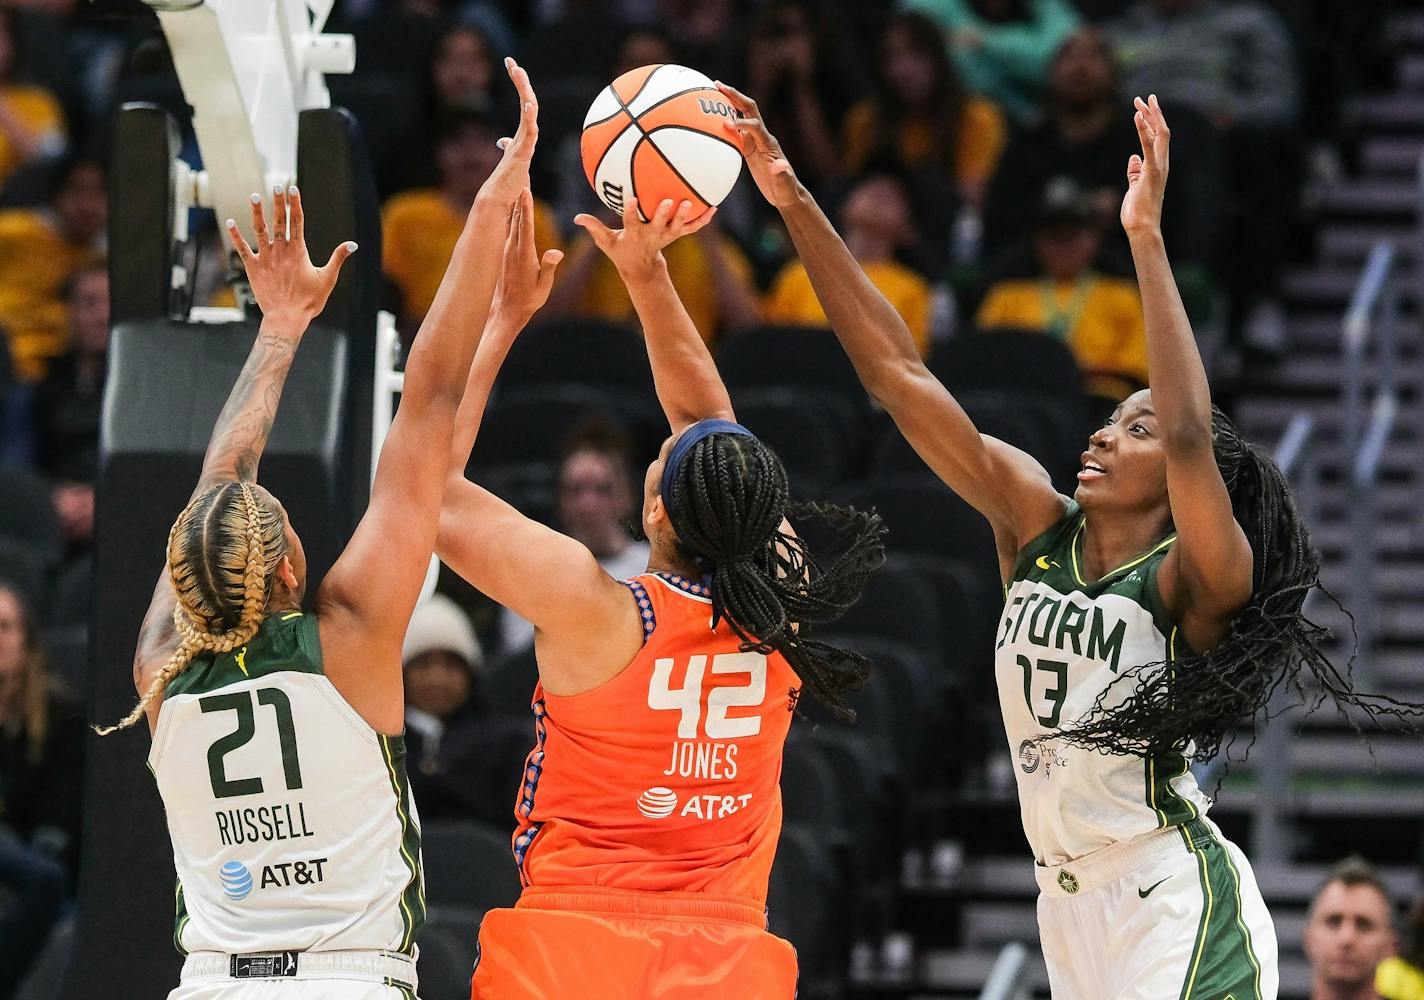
[765, 167, 935, 356]
[501, 415, 651, 650]
[0, 11, 67, 198]
[740, 0, 859, 189]
[429, 22, 508, 119]
[976, 176, 1145, 405]
[543, 209, 761, 343]
[1107, 0, 1300, 354]
[658, 0, 740, 83]
[0, 156, 105, 383]
[383, 107, 559, 332]
[902, 0, 1081, 121]
[840, 11, 1006, 212]
[35, 261, 106, 556]
[984, 28, 1134, 258]
[1303, 857, 1399, 1000]
[1378, 895, 1424, 1000]
[0, 579, 84, 991]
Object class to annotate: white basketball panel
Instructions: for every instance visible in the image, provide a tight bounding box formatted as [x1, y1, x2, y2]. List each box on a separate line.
[583, 85, 622, 127]
[627, 64, 717, 117]
[647, 128, 744, 207]
[592, 123, 642, 217]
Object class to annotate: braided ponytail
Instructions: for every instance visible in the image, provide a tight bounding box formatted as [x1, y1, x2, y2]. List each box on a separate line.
[665, 433, 887, 722]
[97, 482, 287, 734]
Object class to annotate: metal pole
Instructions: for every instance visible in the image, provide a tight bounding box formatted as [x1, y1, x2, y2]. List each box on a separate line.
[979, 942, 1030, 1000]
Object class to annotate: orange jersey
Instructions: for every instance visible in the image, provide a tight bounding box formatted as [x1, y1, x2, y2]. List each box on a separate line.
[511, 572, 801, 907]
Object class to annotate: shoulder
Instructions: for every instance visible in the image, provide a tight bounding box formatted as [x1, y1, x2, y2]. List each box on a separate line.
[0, 208, 46, 238]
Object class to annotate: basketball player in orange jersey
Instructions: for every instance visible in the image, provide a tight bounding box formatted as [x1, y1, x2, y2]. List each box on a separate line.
[434, 188, 885, 998]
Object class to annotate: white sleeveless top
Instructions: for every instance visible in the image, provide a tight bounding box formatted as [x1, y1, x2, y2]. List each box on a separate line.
[149, 612, 425, 956]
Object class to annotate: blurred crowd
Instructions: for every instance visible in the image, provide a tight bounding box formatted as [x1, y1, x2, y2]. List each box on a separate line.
[0, 0, 1408, 994]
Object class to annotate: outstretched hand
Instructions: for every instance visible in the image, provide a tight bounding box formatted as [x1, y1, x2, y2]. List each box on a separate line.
[715, 80, 800, 209]
[480, 57, 541, 208]
[573, 198, 716, 277]
[1121, 94, 1170, 237]
[492, 188, 564, 327]
[228, 185, 357, 329]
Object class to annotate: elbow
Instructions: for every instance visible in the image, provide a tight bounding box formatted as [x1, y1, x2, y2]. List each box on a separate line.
[863, 356, 926, 407]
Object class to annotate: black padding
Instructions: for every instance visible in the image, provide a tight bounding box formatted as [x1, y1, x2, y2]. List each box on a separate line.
[109, 104, 179, 324]
[63, 318, 348, 1000]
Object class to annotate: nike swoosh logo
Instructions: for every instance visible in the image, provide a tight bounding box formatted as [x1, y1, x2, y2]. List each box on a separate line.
[1138, 877, 1171, 898]
[1035, 556, 1059, 570]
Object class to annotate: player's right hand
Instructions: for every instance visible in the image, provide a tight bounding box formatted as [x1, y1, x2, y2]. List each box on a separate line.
[714, 81, 801, 210]
[492, 188, 563, 328]
[227, 185, 356, 330]
[573, 198, 716, 279]
[479, 57, 540, 209]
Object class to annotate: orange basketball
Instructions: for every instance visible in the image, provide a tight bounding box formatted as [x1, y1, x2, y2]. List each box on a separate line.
[581, 64, 744, 222]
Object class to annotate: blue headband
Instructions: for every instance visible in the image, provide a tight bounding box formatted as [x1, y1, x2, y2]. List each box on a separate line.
[659, 419, 756, 506]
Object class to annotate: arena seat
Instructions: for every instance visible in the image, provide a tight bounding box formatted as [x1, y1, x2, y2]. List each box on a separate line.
[0, 463, 61, 568]
[717, 326, 871, 411]
[47, 555, 92, 627]
[780, 738, 849, 843]
[497, 319, 654, 395]
[420, 821, 523, 914]
[476, 462, 556, 526]
[825, 561, 944, 670]
[482, 646, 539, 719]
[468, 384, 660, 471]
[413, 918, 476, 1000]
[14, 913, 73, 1000]
[729, 387, 861, 494]
[41, 624, 89, 698]
[768, 823, 842, 989]
[0, 537, 45, 609]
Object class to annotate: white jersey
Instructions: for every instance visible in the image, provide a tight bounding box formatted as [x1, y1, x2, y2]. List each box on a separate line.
[994, 502, 1210, 865]
[150, 612, 425, 957]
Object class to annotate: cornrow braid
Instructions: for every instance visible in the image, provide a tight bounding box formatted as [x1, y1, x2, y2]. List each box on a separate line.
[665, 433, 887, 722]
[97, 481, 287, 735]
[1050, 408, 1424, 761]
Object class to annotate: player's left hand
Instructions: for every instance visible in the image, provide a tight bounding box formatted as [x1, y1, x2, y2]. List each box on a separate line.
[573, 198, 716, 277]
[1121, 94, 1170, 238]
[479, 57, 540, 209]
[227, 185, 356, 329]
[492, 188, 563, 327]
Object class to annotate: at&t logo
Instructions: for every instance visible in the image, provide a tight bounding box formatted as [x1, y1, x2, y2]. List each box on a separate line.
[220, 861, 253, 901]
[637, 787, 679, 819]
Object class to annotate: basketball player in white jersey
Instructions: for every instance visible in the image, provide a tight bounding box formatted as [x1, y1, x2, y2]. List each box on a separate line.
[715, 86, 1417, 998]
[103, 58, 543, 1000]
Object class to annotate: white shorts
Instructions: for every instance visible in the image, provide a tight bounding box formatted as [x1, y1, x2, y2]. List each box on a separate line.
[169, 949, 419, 1000]
[1035, 819, 1278, 1000]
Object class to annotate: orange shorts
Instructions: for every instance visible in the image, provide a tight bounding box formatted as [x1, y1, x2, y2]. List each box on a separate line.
[470, 886, 799, 999]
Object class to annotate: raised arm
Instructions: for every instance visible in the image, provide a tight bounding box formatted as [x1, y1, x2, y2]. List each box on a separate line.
[132, 189, 356, 702]
[315, 58, 541, 731]
[715, 82, 1064, 570]
[436, 198, 638, 696]
[1122, 97, 1252, 630]
[573, 199, 732, 430]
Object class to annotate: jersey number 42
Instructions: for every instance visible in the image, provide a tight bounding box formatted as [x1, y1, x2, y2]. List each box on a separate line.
[648, 652, 766, 740]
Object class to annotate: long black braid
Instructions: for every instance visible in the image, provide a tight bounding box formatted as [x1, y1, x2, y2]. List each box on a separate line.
[1053, 407, 1424, 761]
[664, 432, 887, 722]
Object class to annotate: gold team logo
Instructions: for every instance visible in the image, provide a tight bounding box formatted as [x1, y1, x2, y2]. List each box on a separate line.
[1057, 870, 1080, 894]
[1035, 556, 1060, 571]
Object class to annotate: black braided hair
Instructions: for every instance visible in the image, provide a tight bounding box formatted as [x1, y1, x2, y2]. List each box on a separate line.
[1053, 407, 1424, 761]
[664, 432, 887, 722]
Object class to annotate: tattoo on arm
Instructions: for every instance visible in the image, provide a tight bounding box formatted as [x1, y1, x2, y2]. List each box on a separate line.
[195, 329, 299, 495]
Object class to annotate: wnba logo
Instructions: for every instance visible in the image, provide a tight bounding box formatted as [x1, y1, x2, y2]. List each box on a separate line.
[696, 98, 735, 118]
[636, 787, 679, 819]
[220, 860, 254, 901]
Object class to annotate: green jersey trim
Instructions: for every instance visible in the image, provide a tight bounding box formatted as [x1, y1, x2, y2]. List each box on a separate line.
[165, 613, 323, 699]
[379, 734, 425, 955]
[173, 878, 190, 956]
[1068, 517, 1178, 590]
[1146, 627, 1200, 828]
[1177, 820, 1262, 1000]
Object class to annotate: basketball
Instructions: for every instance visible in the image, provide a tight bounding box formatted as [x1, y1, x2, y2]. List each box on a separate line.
[581, 64, 744, 222]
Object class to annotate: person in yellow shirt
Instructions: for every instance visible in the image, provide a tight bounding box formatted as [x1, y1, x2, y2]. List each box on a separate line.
[765, 170, 933, 355]
[0, 158, 105, 382]
[840, 11, 1006, 210]
[976, 177, 1145, 403]
[0, 12, 67, 193]
[543, 209, 763, 346]
[1379, 896, 1424, 1000]
[383, 107, 559, 331]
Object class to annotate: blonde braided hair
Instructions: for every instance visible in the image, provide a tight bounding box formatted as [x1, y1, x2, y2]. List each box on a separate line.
[97, 481, 289, 734]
